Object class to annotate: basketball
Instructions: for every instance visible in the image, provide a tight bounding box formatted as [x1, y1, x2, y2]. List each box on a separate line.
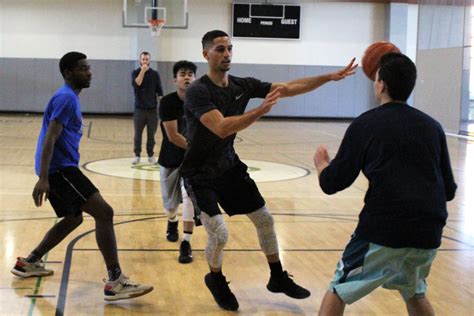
[362, 41, 401, 81]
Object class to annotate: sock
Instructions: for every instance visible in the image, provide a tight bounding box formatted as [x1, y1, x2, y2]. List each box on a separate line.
[107, 264, 122, 281]
[169, 216, 178, 223]
[210, 270, 223, 278]
[26, 251, 41, 263]
[268, 260, 284, 277]
[183, 231, 193, 242]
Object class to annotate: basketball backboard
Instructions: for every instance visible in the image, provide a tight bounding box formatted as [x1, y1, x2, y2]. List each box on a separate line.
[123, 0, 188, 28]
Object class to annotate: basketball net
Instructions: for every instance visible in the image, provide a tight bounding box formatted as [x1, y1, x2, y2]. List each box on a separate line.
[147, 19, 166, 37]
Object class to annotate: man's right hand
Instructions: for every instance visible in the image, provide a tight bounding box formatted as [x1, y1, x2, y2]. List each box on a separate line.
[140, 64, 149, 72]
[314, 145, 331, 176]
[32, 178, 49, 207]
[259, 87, 281, 115]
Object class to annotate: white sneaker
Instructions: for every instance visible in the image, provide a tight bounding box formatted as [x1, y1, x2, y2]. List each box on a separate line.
[147, 157, 157, 164]
[132, 156, 140, 165]
[11, 257, 54, 278]
[104, 273, 153, 301]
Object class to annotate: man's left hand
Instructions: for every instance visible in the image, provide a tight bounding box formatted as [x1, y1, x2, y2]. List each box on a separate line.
[328, 58, 358, 81]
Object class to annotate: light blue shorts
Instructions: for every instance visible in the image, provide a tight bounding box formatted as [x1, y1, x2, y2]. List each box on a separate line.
[328, 234, 437, 304]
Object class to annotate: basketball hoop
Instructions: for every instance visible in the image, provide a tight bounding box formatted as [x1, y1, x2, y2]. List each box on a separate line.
[147, 19, 166, 37]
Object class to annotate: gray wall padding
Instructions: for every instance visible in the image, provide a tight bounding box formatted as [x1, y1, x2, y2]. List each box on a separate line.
[414, 48, 463, 134]
[0, 58, 377, 118]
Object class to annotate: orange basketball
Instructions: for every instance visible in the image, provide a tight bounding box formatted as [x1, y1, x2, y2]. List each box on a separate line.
[362, 41, 401, 81]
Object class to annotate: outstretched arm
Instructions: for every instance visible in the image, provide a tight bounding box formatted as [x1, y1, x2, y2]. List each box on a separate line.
[271, 58, 358, 98]
[200, 88, 281, 139]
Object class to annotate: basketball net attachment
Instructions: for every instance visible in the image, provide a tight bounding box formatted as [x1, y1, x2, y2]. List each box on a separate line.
[147, 19, 166, 37]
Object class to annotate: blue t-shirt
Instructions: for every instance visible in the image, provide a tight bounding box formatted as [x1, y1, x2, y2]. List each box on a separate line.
[35, 84, 84, 175]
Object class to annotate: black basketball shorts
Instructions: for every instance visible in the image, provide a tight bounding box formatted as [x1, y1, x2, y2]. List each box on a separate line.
[48, 167, 99, 217]
[183, 160, 265, 218]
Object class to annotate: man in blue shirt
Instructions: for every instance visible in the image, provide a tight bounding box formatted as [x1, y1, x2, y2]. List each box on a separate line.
[11, 52, 153, 302]
[314, 53, 457, 315]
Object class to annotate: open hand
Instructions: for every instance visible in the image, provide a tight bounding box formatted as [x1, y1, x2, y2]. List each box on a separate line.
[314, 145, 331, 175]
[260, 87, 281, 115]
[32, 178, 49, 207]
[329, 58, 358, 81]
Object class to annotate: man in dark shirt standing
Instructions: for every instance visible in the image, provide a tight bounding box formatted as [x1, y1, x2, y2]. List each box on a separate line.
[314, 53, 457, 316]
[158, 60, 197, 264]
[131, 51, 163, 164]
[181, 30, 357, 311]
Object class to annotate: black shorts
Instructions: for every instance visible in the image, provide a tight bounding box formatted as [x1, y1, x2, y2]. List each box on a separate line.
[48, 167, 99, 217]
[183, 161, 265, 217]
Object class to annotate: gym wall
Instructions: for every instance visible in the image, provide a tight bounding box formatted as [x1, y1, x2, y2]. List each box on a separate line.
[0, 0, 418, 117]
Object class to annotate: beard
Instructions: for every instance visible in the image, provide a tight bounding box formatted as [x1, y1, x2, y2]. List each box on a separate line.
[77, 78, 91, 89]
[219, 64, 231, 72]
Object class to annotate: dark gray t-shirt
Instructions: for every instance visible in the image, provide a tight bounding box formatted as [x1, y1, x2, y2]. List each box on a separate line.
[158, 92, 186, 168]
[131, 68, 163, 109]
[181, 75, 271, 179]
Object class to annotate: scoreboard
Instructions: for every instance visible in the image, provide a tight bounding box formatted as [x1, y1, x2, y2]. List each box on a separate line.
[232, 3, 301, 40]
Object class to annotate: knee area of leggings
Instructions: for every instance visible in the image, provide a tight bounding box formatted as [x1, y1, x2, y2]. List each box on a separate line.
[65, 214, 83, 226]
[214, 223, 229, 246]
[254, 210, 275, 228]
[98, 205, 114, 221]
[263, 212, 275, 227]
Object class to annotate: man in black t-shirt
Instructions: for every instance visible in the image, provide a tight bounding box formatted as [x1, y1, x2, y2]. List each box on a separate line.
[131, 51, 163, 165]
[314, 53, 457, 315]
[158, 61, 197, 264]
[181, 30, 357, 311]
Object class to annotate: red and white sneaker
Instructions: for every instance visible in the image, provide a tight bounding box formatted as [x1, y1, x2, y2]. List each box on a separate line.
[104, 273, 153, 301]
[11, 257, 53, 278]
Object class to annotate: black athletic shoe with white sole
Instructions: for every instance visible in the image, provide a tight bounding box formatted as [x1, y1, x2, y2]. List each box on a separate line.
[204, 273, 239, 311]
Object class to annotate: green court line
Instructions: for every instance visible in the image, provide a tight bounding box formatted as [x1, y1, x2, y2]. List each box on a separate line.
[27, 218, 57, 316]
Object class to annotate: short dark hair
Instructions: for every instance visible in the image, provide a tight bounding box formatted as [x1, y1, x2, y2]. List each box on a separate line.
[378, 53, 417, 102]
[202, 30, 229, 49]
[140, 51, 150, 57]
[59, 52, 87, 78]
[173, 60, 197, 78]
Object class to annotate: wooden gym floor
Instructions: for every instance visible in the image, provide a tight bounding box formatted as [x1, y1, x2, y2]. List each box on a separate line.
[0, 114, 472, 315]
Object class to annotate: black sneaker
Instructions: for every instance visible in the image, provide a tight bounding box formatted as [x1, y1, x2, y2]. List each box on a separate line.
[178, 240, 193, 264]
[204, 273, 239, 311]
[266, 271, 311, 299]
[166, 221, 179, 242]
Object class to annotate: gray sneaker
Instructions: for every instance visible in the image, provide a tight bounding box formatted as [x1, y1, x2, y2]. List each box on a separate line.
[11, 257, 53, 278]
[147, 157, 157, 164]
[104, 273, 153, 301]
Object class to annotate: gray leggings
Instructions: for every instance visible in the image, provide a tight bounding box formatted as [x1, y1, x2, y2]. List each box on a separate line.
[201, 206, 279, 269]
